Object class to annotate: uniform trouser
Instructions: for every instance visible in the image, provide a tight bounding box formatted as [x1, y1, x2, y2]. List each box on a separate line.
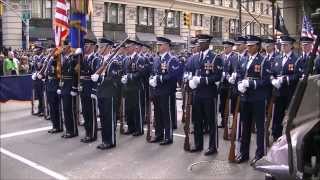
[35, 86, 44, 113]
[170, 93, 177, 129]
[192, 97, 218, 149]
[153, 94, 173, 141]
[272, 95, 290, 140]
[98, 97, 116, 145]
[115, 87, 122, 121]
[47, 92, 63, 130]
[125, 90, 144, 134]
[239, 100, 265, 158]
[62, 94, 78, 135]
[80, 94, 97, 140]
[219, 88, 228, 126]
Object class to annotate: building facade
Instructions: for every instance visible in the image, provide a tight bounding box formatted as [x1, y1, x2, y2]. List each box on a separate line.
[1, 0, 273, 50]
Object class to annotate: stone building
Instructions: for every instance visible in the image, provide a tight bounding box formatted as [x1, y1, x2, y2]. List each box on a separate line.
[1, 0, 274, 50]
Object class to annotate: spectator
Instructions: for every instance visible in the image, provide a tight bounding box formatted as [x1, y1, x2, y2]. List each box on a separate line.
[0, 53, 4, 76]
[3, 51, 19, 75]
[19, 55, 30, 74]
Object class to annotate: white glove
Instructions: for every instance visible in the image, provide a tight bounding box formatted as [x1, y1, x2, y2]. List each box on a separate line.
[187, 72, 193, 80]
[231, 72, 237, 79]
[271, 79, 281, 89]
[242, 79, 250, 88]
[278, 77, 284, 84]
[57, 89, 61, 95]
[32, 73, 37, 80]
[37, 73, 43, 80]
[222, 72, 226, 79]
[183, 73, 189, 80]
[149, 76, 157, 87]
[91, 74, 99, 82]
[238, 82, 247, 93]
[74, 48, 82, 55]
[90, 94, 97, 99]
[189, 79, 197, 89]
[228, 76, 235, 84]
[121, 75, 128, 84]
[70, 91, 77, 96]
[193, 76, 201, 85]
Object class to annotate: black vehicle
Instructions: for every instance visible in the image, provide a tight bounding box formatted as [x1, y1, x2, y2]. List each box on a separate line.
[254, 73, 320, 180]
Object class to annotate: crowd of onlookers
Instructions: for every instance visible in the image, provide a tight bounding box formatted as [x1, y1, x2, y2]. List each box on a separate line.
[0, 47, 33, 76]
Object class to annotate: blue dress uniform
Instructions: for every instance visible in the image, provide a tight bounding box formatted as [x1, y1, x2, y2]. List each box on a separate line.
[314, 55, 320, 74]
[149, 37, 180, 145]
[235, 35, 271, 164]
[189, 34, 223, 155]
[295, 36, 315, 77]
[270, 36, 298, 141]
[94, 55, 120, 150]
[122, 41, 147, 136]
[32, 51, 45, 116]
[46, 56, 63, 133]
[60, 50, 79, 138]
[219, 40, 238, 128]
[79, 40, 99, 143]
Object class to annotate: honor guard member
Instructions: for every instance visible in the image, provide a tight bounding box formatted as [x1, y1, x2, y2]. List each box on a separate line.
[149, 37, 181, 145]
[79, 38, 99, 143]
[121, 40, 147, 136]
[31, 46, 45, 116]
[262, 37, 277, 109]
[188, 34, 223, 155]
[314, 55, 320, 74]
[91, 43, 121, 150]
[296, 36, 314, 78]
[270, 35, 298, 142]
[234, 36, 248, 60]
[60, 47, 81, 138]
[235, 35, 271, 165]
[219, 40, 238, 128]
[46, 49, 63, 133]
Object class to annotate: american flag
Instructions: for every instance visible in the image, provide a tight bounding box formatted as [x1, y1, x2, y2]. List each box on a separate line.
[53, 0, 69, 47]
[301, 16, 319, 52]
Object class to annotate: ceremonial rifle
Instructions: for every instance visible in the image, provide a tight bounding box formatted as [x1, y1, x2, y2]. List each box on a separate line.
[228, 95, 240, 162]
[183, 79, 192, 151]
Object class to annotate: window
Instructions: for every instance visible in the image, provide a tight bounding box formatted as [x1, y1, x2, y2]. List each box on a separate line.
[266, 4, 270, 15]
[217, 0, 223, 6]
[198, 0, 203, 2]
[210, 16, 222, 33]
[211, 0, 215, 4]
[165, 10, 180, 28]
[245, 21, 250, 35]
[260, 3, 264, 14]
[31, 0, 53, 19]
[137, 7, 154, 26]
[252, 0, 255, 12]
[105, 3, 125, 24]
[229, 19, 239, 34]
[229, 0, 233, 8]
[192, 13, 203, 26]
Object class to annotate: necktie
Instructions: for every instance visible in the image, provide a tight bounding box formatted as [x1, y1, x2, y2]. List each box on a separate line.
[247, 56, 253, 70]
[282, 55, 287, 66]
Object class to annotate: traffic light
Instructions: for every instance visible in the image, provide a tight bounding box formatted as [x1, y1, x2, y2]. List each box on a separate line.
[0, 3, 4, 16]
[183, 12, 191, 28]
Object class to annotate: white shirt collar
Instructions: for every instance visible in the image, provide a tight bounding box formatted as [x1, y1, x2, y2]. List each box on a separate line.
[202, 48, 210, 58]
[160, 51, 169, 60]
[249, 52, 258, 60]
[225, 52, 232, 59]
[284, 51, 292, 58]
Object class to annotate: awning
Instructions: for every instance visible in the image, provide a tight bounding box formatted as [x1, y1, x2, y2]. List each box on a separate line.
[136, 32, 157, 43]
[29, 26, 54, 41]
[103, 31, 127, 42]
[164, 34, 185, 44]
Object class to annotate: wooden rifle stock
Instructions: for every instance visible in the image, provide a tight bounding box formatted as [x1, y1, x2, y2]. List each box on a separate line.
[228, 96, 240, 162]
[265, 89, 275, 148]
[146, 86, 152, 142]
[223, 88, 231, 140]
[94, 37, 129, 75]
[119, 92, 125, 134]
[183, 83, 192, 151]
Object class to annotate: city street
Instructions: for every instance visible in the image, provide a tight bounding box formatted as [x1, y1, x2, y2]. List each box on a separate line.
[1, 100, 265, 180]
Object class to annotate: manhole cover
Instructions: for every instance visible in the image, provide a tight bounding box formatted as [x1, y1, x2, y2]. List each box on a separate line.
[188, 160, 239, 175]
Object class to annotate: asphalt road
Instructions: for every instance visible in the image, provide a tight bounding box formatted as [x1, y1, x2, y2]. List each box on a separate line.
[0, 100, 266, 180]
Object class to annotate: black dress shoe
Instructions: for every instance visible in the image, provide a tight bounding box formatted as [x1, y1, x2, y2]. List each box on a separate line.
[97, 143, 115, 150]
[217, 124, 224, 128]
[189, 147, 203, 153]
[204, 148, 217, 156]
[52, 129, 63, 133]
[132, 132, 144, 136]
[123, 130, 134, 135]
[250, 156, 263, 166]
[48, 129, 55, 133]
[159, 139, 173, 145]
[80, 136, 90, 143]
[62, 133, 77, 138]
[149, 136, 163, 143]
[235, 154, 249, 164]
[38, 112, 44, 117]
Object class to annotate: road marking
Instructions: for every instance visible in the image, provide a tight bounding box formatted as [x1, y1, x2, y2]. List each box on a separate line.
[0, 126, 51, 139]
[0, 148, 67, 180]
